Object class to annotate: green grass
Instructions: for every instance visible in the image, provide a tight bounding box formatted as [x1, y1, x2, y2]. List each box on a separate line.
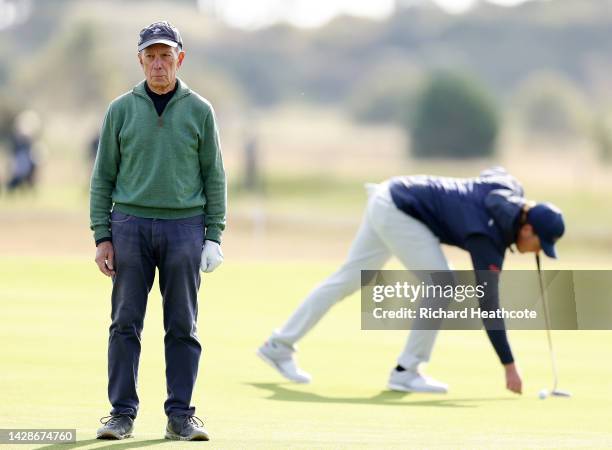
[1, 258, 611, 449]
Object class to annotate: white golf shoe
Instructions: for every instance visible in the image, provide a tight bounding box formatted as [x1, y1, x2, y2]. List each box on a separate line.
[387, 369, 448, 393]
[257, 340, 312, 384]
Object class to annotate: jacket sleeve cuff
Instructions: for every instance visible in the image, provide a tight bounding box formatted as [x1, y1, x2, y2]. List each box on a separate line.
[95, 236, 113, 246]
[93, 225, 111, 243]
[205, 225, 223, 244]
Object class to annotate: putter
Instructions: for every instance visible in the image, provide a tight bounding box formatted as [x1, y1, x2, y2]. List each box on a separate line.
[536, 253, 571, 398]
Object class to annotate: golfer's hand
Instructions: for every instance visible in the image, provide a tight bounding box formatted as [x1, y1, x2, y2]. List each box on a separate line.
[95, 241, 116, 277]
[200, 240, 223, 273]
[504, 363, 523, 394]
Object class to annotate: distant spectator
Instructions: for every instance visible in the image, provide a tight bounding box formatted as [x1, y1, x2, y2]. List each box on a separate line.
[243, 131, 259, 191]
[6, 110, 41, 193]
[87, 132, 100, 175]
[90, 133, 100, 163]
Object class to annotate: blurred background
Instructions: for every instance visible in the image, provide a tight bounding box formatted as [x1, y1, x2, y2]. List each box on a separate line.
[1, 0, 611, 267]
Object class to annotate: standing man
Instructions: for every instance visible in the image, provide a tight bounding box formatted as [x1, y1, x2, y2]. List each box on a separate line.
[257, 167, 564, 394]
[90, 21, 226, 441]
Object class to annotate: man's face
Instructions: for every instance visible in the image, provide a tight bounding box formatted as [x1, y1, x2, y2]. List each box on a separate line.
[516, 224, 542, 254]
[138, 43, 185, 91]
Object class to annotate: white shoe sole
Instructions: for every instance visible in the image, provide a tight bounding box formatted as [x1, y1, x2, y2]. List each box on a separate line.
[387, 382, 448, 394]
[165, 431, 209, 441]
[257, 349, 311, 384]
[96, 431, 133, 440]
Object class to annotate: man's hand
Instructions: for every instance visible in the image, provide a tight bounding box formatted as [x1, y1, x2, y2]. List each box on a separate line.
[200, 240, 223, 273]
[95, 241, 116, 277]
[504, 362, 523, 394]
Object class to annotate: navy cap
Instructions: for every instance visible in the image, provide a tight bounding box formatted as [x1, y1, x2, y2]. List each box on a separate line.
[138, 21, 183, 52]
[527, 203, 565, 258]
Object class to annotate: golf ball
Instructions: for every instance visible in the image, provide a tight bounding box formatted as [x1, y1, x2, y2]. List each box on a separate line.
[538, 389, 548, 399]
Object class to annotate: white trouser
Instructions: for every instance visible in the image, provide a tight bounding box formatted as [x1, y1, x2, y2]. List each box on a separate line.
[272, 181, 451, 371]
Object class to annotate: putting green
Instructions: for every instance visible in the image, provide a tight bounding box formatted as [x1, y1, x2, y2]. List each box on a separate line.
[1, 258, 611, 449]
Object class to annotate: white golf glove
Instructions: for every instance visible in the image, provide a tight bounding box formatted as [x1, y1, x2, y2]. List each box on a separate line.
[200, 240, 223, 273]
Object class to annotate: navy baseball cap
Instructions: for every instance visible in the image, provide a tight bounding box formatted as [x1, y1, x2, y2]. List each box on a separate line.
[138, 21, 183, 52]
[527, 203, 565, 258]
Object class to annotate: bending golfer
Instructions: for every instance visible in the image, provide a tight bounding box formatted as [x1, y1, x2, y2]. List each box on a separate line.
[90, 21, 226, 440]
[258, 167, 564, 394]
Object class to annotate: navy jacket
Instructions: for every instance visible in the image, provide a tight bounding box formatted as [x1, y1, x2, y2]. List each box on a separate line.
[389, 167, 526, 365]
[389, 166, 526, 255]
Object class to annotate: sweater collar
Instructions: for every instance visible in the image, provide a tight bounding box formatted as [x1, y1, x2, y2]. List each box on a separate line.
[133, 77, 191, 99]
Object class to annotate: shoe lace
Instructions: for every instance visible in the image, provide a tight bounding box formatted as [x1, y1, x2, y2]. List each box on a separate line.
[185, 415, 204, 428]
[100, 414, 129, 425]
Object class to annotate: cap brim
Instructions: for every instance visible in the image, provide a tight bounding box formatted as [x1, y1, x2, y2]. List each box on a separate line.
[541, 240, 558, 259]
[138, 39, 179, 52]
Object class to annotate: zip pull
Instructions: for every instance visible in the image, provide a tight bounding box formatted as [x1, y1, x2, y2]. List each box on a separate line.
[158, 116, 163, 127]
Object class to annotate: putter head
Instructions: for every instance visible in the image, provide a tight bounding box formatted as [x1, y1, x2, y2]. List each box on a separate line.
[550, 389, 571, 397]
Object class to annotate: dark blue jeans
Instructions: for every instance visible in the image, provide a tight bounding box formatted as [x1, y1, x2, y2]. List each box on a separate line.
[107, 210, 204, 418]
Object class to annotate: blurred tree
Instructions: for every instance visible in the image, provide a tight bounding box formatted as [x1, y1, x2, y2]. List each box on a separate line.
[514, 72, 588, 139]
[591, 114, 612, 164]
[410, 71, 499, 159]
[348, 65, 422, 125]
[0, 43, 9, 88]
[179, 64, 247, 116]
[14, 20, 125, 111]
[0, 91, 18, 143]
[5, 0, 612, 113]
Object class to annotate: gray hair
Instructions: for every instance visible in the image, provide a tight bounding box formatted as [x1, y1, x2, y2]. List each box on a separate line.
[139, 46, 183, 57]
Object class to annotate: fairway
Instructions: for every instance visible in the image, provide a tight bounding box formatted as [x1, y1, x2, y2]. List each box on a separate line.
[1, 258, 611, 449]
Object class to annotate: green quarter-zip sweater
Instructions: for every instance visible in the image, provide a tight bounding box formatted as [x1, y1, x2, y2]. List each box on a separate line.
[90, 78, 226, 243]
